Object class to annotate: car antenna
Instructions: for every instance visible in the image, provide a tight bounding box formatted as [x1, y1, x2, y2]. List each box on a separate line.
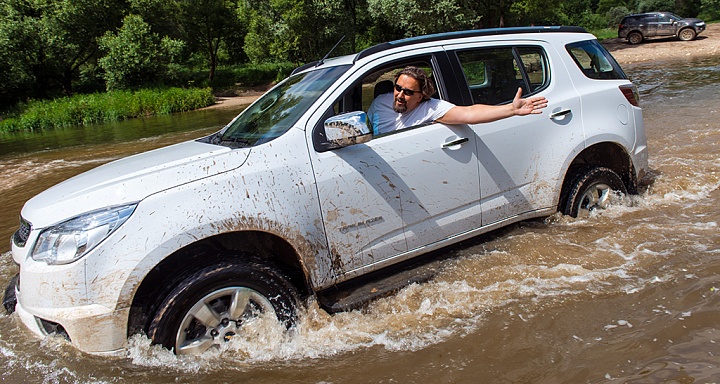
[316, 35, 345, 67]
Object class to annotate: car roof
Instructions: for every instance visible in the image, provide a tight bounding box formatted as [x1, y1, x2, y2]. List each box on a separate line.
[356, 26, 587, 61]
[293, 26, 588, 75]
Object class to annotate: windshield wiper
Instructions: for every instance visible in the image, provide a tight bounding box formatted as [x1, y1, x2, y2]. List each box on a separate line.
[220, 136, 253, 148]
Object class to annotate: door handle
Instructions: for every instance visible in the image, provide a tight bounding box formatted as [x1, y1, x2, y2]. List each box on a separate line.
[442, 137, 469, 148]
[550, 109, 572, 120]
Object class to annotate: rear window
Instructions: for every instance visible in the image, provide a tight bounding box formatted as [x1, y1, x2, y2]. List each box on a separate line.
[566, 40, 627, 80]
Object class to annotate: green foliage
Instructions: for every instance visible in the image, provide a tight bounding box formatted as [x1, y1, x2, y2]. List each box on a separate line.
[597, 0, 629, 15]
[211, 62, 296, 87]
[0, 0, 126, 97]
[636, 0, 675, 12]
[699, 0, 720, 20]
[241, 0, 342, 64]
[510, 0, 569, 25]
[579, 10, 609, 29]
[368, 0, 480, 37]
[98, 15, 185, 91]
[179, 0, 244, 81]
[1, 0, 715, 120]
[606, 6, 631, 26]
[0, 88, 215, 133]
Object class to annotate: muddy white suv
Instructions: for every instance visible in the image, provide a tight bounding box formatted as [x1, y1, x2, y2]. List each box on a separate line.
[5, 26, 648, 355]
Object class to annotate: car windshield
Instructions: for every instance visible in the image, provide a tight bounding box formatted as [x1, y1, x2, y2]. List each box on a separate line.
[206, 64, 350, 148]
[665, 12, 682, 21]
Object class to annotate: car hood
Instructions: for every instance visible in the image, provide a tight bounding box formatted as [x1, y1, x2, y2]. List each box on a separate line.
[22, 140, 250, 228]
[681, 18, 703, 24]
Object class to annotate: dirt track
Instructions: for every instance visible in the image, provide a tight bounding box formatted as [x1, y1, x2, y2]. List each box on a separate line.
[205, 23, 719, 110]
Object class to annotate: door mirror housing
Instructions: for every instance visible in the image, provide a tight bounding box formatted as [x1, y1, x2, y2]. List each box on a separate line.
[324, 111, 373, 148]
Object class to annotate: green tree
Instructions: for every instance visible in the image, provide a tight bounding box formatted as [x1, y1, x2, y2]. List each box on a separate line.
[0, 0, 126, 103]
[510, 0, 569, 25]
[597, 0, 627, 15]
[675, 0, 701, 17]
[367, 0, 479, 38]
[98, 14, 184, 90]
[0, 0, 36, 107]
[699, 0, 720, 19]
[129, 0, 183, 38]
[607, 6, 631, 26]
[178, 0, 243, 81]
[241, 0, 351, 64]
[636, 0, 674, 12]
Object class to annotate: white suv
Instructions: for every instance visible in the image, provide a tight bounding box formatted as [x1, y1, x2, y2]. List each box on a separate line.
[5, 26, 648, 355]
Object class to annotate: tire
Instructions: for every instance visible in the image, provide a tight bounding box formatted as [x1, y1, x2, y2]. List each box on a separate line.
[678, 28, 696, 41]
[627, 32, 643, 45]
[561, 166, 627, 218]
[147, 258, 299, 355]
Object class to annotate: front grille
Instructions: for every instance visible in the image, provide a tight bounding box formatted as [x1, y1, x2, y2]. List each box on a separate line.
[12, 218, 32, 247]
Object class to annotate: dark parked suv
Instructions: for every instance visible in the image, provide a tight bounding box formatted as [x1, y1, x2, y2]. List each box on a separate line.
[618, 12, 705, 44]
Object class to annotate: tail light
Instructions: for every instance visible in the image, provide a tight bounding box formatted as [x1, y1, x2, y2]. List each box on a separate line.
[619, 84, 640, 107]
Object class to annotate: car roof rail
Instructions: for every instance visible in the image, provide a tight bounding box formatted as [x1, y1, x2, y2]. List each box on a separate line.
[290, 26, 588, 75]
[355, 26, 588, 62]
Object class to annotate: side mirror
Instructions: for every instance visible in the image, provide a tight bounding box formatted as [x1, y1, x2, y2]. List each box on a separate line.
[324, 111, 372, 148]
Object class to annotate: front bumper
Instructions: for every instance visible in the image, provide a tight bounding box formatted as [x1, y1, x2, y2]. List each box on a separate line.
[11, 284, 129, 355]
[8, 239, 131, 354]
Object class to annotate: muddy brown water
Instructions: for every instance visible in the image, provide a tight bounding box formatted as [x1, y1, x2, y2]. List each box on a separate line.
[1, 57, 719, 383]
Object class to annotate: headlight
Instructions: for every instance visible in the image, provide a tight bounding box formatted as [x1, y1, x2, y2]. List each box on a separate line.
[32, 204, 137, 265]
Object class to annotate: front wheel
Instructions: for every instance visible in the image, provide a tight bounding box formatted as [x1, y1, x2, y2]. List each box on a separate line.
[147, 258, 300, 355]
[561, 166, 627, 218]
[678, 28, 696, 41]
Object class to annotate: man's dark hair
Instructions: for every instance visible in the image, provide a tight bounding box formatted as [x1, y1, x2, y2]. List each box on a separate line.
[395, 66, 435, 101]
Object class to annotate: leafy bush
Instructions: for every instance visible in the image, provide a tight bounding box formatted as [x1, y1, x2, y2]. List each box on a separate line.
[199, 62, 296, 88]
[98, 15, 185, 91]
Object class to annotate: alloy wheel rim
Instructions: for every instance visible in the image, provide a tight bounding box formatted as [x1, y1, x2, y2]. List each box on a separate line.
[174, 287, 275, 355]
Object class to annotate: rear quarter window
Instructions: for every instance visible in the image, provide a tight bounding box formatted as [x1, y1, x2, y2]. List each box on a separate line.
[566, 40, 627, 80]
[456, 46, 549, 106]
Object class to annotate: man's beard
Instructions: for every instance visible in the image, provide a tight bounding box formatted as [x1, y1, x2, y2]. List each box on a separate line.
[393, 98, 407, 113]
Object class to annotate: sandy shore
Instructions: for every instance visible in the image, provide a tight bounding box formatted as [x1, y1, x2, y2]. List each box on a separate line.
[204, 23, 719, 110]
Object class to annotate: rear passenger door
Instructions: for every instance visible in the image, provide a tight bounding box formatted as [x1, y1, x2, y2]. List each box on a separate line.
[644, 14, 660, 37]
[448, 43, 584, 225]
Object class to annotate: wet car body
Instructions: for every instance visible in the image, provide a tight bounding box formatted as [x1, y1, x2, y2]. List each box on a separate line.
[5, 26, 648, 355]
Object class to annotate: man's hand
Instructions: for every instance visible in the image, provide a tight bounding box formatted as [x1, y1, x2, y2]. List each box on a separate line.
[512, 87, 548, 116]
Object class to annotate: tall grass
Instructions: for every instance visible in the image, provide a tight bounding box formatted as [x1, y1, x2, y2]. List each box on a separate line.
[0, 87, 215, 133]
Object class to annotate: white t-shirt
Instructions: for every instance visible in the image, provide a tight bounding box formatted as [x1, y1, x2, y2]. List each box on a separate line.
[367, 93, 455, 135]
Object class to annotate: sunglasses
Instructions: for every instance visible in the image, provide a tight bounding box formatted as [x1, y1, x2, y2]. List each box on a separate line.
[394, 83, 420, 96]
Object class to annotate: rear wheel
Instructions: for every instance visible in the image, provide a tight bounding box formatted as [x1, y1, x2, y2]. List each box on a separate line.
[561, 166, 627, 218]
[627, 32, 643, 44]
[147, 257, 299, 355]
[678, 28, 696, 41]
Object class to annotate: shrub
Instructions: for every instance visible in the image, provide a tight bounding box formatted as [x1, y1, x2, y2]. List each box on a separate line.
[0, 88, 214, 133]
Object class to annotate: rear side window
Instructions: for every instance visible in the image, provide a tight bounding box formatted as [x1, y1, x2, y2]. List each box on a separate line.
[456, 46, 548, 106]
[566, 40, 627, 80]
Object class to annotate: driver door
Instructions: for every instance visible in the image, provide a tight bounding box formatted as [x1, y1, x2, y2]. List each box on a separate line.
[309, 61, 481, 279]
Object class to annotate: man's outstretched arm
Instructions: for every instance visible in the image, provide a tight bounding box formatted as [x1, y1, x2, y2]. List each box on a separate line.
[436, 88, 548, 125]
